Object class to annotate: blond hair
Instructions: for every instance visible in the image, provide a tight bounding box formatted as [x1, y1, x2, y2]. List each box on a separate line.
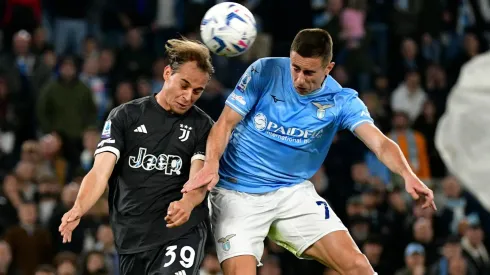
[165, 38, 214, 76]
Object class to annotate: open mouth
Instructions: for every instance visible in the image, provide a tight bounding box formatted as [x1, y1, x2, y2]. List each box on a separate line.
[176, 102, 188, 109]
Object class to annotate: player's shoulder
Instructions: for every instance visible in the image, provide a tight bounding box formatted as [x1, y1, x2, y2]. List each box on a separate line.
[254, 57, 289, 70]
[319, 76, 360, 104]
[107, 96, 152, 121]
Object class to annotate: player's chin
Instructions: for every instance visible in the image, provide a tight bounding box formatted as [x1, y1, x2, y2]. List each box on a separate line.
[172, 103, 192, 114]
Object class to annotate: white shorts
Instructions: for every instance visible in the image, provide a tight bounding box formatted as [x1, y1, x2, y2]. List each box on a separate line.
[209, 181, 347, 265]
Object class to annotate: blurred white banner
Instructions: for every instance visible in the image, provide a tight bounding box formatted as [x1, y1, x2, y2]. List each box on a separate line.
[435, 51, 490, 211]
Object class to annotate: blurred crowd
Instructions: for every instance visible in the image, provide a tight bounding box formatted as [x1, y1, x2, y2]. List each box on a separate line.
[0, 0, 490, 274]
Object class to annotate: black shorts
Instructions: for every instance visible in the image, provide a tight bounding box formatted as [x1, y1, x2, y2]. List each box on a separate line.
[119, 221, 208, 275]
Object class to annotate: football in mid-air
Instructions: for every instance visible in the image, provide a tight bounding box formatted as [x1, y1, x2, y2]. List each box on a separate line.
[200, 2, 257, 57]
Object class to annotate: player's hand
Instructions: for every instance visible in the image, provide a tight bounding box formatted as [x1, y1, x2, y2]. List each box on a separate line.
[59, 205, 83, 243]
[165, 200, 194, 228]
[181, 162, 219, 193]
[404, 173, 437, 211]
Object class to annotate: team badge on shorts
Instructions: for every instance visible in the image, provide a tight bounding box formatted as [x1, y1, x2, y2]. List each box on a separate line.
[218, 234, 236, 251]
[312, 102, 334, 119]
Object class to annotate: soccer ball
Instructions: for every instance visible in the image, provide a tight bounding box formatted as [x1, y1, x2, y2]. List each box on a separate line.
[200, 2, 257, 57]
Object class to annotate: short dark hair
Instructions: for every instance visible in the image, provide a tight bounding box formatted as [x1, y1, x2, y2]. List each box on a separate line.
[291, 28, 333, 65]
[165, 38, 214, 76]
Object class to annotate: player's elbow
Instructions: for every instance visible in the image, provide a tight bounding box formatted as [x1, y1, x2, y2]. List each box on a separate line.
[375, 136, 397, 158]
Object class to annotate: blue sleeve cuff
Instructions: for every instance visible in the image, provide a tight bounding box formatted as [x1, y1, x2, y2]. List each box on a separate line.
[349, 120, 374, 132]
[225, 100, 247, 117]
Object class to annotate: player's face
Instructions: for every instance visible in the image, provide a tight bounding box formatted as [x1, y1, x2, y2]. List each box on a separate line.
[162, 61, 209, 114]
[290, 51, 334, 95]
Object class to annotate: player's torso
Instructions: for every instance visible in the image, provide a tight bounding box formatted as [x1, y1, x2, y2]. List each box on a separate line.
[242, 64, 339, 150]
[115, 101, 200, 196]
[220, 61, 342, 191]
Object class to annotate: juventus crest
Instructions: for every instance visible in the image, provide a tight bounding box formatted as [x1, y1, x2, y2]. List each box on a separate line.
[179, 124, 192, 142]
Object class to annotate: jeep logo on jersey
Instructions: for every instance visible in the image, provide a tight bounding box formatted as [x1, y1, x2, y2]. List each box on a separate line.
[253, 113, 323, 143]
[129, 148, 182, 174]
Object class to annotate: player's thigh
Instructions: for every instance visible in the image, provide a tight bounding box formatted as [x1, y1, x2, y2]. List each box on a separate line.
[149, 221, 208, 275]
[119, 252, 146, 275]
[303, 230, 373, 273]
[268, 181, 348, 259]
[210, 187, 274, 267]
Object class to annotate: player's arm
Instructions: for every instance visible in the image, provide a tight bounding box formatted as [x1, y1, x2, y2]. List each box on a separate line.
[354, 123, 436, 210]
[182, 60, 266, 192]
[204, 106, 243, 167]
[59, 152, 116, 242]
[354, 124, 414, 180]
[166, 159, 207, 228]
[341, 94, 436, 210]
[181, 159, 206, 206]
[73, 152, 116, 215]
[60, 107, 126, 242]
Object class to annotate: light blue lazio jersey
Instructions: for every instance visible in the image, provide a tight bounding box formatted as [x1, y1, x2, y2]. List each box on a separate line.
[219, 57, 373, 193]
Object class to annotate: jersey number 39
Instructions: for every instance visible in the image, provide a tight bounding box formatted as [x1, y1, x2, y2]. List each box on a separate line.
[163, 245, 195, 268]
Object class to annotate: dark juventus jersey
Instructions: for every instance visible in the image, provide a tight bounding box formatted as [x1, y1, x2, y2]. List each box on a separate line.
[94, 95, 213, 254]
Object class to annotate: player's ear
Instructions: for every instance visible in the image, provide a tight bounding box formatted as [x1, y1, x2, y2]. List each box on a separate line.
[325, 62, 335, 75]
[163, 65, 172, 81]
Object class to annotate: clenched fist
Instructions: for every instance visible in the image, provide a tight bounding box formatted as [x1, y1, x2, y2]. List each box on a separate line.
[164, 199, 194, 228]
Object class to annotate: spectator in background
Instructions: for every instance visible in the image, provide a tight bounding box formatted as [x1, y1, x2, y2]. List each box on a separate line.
[0, 77, 18, 171]
[429, 235, 478, 275]
[36, 174, 60, 227]
[92, 223, 118, 275]
[37, 56, 96, 170]
[136, 77, 152, 98]
[80, 128, 99, 173]
[1, 0, 41, 51]
[412, 217, 438, 265]
[48, 183, 84, 254]
[31, 27, 50, 56]
[395, 242, 426, 275]
[391, 70, 427, 122]
[362, 235, 391, 275]
[81, 251, 108, 275]
[80, 57, 111, 127]
[0, 31, 51, 147]
[424, 63, 449, 117]
[13, 160, 37, 202]
[461, 215, 490, 274]
[0, 240, 14, 275]
[413, 100, 446, 178]
[391, 38, 426, 86]
[4, 202, 53, 275]
[115, 29, 152, 82]
[53, 251, 78, 275]
[34, 265, 56, 275]
[38, 133, 67, 185]
[97, 49, 116, 98]
[388, 112, 431, 180]
[113, 81, 134, 107]
[151, 58, 166, 94]
[51, 0, 90, 56]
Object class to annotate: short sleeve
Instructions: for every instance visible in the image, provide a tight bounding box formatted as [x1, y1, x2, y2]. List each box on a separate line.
[339, 95, 374, 132]
[191, 117, 213, 163]
[94, 107, 126, 162]
[225, 59, 265, 117]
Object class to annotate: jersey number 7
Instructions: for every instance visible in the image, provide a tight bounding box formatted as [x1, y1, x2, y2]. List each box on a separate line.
[316, 201, 330, 219]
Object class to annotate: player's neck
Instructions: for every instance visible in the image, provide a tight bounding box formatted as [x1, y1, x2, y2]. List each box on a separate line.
[155, 91, 172, 112]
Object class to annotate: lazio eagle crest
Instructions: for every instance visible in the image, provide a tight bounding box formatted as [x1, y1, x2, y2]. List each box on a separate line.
[312, 102, 334, 119]
[217, 234, 236, 251]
